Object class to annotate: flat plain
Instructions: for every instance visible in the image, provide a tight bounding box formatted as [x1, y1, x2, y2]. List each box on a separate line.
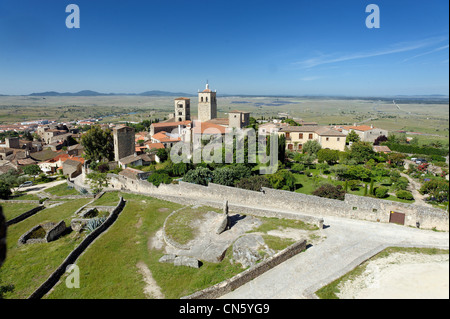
[0, 95, 448, 146]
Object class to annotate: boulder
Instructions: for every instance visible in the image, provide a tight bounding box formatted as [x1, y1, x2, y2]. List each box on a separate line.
[174, 256, 200, 268]
[159, 254, 177, 264]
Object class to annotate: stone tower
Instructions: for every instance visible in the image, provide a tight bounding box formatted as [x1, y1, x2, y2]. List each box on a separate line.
[174, 98, 191, 122]
[198, 82, 217, 123]
[113, 125, 135, 162]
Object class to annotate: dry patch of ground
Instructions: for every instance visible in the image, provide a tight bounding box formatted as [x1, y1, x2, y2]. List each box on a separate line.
[136, 261, 165, 299]
[337, 252, 449, 299]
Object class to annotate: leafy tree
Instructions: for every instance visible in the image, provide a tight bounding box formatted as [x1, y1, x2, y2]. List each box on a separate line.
[312, 184, 345, 200]
[147, 172, 172, 187]
[86, 172, 109, 194]
[0, 169, 20, 189]
[420, 179, 449, 202]
[348, 141, 375, 164]
[396, 190, 414, 200]
[235, 175, 272, 191]
[374, 186, 389, 198]
[302, 140, 322, 155]
[212, 167, 237, 186]
[344, 165, 372, 181]
[0, 181, 12, 200]
[388, 153, 406, 167]
[317, 149, 340, 164]
[267, 169, 296, 191]
[81, 126, 114, 162]
[329, 164, 349, 181]
[182, 167, 212, 186]
[373, 135, 388, 145]
[346, 130, 360, 144]
[22, 165, 42, 180]
[156, 148, 168, 162]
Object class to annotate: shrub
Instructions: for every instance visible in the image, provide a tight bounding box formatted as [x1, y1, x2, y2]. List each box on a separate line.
[182, 167, 212, 186]
[84, 217, 107, 234]
[312, 184, 345, 200]
[396, 190, 414, 200]
[147, 172, 173, 187]
[235, 175, 272, 191]
[374, 186, 389, 198]
[347, 180, 360, 191]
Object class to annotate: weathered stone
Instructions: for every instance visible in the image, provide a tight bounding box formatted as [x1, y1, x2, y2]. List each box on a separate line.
[159, 254, 177, 264]
[174, 256, 200, 268]
[216, 214, 229, 235]
[71, 218, 89, 232]
[223, 200, 229, 215]
[232, 234, 275, 268]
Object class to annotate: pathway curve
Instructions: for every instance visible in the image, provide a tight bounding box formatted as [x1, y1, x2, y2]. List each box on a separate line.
[221, 215, 449, 299]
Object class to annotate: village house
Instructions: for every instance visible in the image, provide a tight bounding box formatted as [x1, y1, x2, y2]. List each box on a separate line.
[278, 126, 346, 152]
[335, 124, 388, 143]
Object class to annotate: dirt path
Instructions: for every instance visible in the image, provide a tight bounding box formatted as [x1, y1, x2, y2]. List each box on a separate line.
[400, 173, 432, 207]
[136, 261, 165, 299]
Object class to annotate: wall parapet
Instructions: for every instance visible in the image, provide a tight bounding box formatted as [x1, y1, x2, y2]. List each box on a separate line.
[182, 239, 307, 299]
[103, 174, 449, 231]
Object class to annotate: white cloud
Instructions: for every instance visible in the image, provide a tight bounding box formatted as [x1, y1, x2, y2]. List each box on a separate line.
[402, 44, 449, 62]
[293, 37, 448, 69]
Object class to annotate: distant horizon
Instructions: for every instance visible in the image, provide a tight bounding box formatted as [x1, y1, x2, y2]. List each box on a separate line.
[0, 89, 449, 99]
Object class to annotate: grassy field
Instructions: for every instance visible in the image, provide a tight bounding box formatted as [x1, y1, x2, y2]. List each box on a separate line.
[0, 198, 93, 299]
[44, 183, 81, 196]
[45, 193, 246, 299]
[1, 96, 447, 146]
[1, 202, 40, 221]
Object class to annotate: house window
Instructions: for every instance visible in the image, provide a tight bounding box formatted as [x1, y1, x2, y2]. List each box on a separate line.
[309, 134, 313, 139]
[326, 137, 329, 141]
[288, 144, 293, 150]
[286, 132, 290, 139]
[201, 97, 204, 102]
[337, 138, 340, 141]
[298, 144, 302, 150]
[299, 133, 303, 139]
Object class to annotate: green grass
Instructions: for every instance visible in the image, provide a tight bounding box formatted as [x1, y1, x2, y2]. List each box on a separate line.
[250, 216, 319, 233]
[262, 234, 296, 251]
[90, 191, 121, 206]
[0, 198, 93, 299]
[45, 193, 245, 299]
[315, 246, 449, 299]
[10, 192, 40, 201]
[45, 183, 80, 196]
[1, 203, 39, 221]
[164, 206, 221, 245]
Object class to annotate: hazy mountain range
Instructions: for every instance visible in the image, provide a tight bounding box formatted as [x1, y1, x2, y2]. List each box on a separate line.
[0, 90, 448, 102]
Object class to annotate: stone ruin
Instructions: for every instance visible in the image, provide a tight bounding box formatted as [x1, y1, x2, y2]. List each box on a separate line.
[216, 200, 231, 235]
[18, 221, 66, 245]
[157, 201, 265, 268]
[70, 207, 112, 232]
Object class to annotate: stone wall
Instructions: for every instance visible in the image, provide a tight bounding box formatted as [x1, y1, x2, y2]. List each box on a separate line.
[102, 174, 448, 231]
[182, 239, 307, 299]
[6, 205, 45, 226]
[28, 196, 126, 299]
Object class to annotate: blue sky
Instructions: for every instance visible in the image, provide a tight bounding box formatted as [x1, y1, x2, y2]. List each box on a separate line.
[0, 0, 448, 96]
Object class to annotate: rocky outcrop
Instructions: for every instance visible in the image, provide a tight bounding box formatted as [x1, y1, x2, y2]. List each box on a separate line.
[159, 254, 200, 268]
